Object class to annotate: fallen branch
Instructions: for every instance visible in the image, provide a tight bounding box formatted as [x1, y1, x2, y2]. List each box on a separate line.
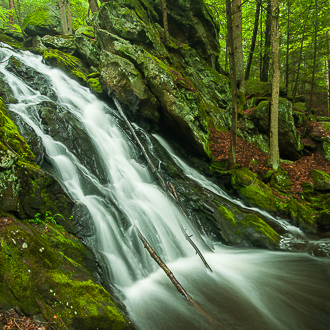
[135, 226, 220, 328]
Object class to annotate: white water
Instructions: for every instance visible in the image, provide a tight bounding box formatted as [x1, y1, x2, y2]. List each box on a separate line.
[1, 44, 330, 330]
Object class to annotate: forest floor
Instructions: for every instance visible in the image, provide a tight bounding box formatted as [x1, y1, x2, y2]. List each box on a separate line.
[209, 121, 330, 199]
[0, 309, 47, 330]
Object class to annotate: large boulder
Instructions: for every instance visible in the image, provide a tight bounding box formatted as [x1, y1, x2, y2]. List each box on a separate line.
[23, 7, 62, 37]
[311, 169, 330, 191]
[95, 0, 231, 158]
[252, 98, 303, 160]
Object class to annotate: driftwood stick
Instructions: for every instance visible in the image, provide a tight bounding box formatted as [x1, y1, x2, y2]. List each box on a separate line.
[114, 98, 212, 271]
[135, 225, 192, 301]
[169, 183, 213, 272]
[135, 226, 220, 328]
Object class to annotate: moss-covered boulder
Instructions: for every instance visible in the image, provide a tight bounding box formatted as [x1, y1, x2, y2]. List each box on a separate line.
[252, 98, 303, 160]
[43, 49, 89, 85]
[315, 210, 330, 233]
[311, 169, 330, 191]
[232, 168, 278, 212]
[94, 0, 231, 158]
[287, 200, 316, 233]
[41, 35, 76, 54]
[215, 203, 280, 249]
[0, 218, 126, 330]
[23, 7, 62, 37]
[0, 34, 26, 50]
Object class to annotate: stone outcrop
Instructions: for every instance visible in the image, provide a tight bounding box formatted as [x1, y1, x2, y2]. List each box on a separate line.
[94, 0, 231, 158]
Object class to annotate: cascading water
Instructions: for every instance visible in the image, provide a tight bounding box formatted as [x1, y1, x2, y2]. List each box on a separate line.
[1, 43, 330, 330]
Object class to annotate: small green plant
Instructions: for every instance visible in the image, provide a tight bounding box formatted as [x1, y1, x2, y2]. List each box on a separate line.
[27, 213, 43, 225]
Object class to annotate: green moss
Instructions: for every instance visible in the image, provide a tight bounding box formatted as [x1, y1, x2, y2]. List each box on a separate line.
[287, 200, 316, 233]
[43, 49, 88, 85]
[232, 168, 278, 212]
[0, 34, 26, 50]
[0, 98, 36, 164]
[217, 203, 237, 226]
[22, 7, 50, 30]
[241, 214, 280, 244]
[87, 77, 103, 94]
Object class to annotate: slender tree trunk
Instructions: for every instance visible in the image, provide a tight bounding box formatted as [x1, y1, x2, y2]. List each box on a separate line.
[245, 1, 261, 81]
[326, 32, 330, 116]
[8, 0, 14, 29]
[291, 5, 311, 104]
[59, 0, 68, 34]
[66, 0, 72, 34]
[303, 0, 318, 137]
[269, 0, 280, 170]
[12, 0, 25, 40]
[88, 0, 99, 13]
[285, 0, 290, 90]
[162, 0, 169, 46]
[260, 3, 263, 75]
[226, 0, 238, 169]
[260, 0, 271, 82]
[232, 0, 245, 95]
[327, 59, 330, 117]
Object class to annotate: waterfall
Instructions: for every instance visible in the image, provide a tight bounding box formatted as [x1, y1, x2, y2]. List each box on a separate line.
[1, 43, 330, 330]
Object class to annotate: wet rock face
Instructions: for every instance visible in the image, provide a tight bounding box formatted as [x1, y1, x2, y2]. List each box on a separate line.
[96, 0, 231, 159]
[6, 56, 58, 101]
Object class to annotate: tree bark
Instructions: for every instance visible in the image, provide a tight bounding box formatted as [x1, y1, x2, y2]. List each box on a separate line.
[59, 0, 68, 34]
[162, 0, 169, 46]
[226, 0, 238, 169]
[259, 3, 263, 75]
[269, 0, 280, 170]
[13, 0, 25, 40]
[245, 1, 261, 81]
[8, 0, 14, 29]
[303, 0, 318, 137]
[291, 5, 311, 104]
[66, 0, 72, 35]
[232, 0, 245, 94]
[285, 0, 290, 90]
[260, 0, 271, 82]
[88, 0, 99, 13]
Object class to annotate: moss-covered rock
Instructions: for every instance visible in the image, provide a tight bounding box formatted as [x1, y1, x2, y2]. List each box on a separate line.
[287, 200, 316, 233]
[311, 169, 330, 191]
[232, 168, 278, 212]
[215, 203, 280, 249]
[23, 7, 62, 37]
[252, 98, 303, 160]
[43, 49, 89, 85]
[41, 35, 76, 54]
[0, 219, 126, 330]
[0, 34, 26, 50]
[268, 168, 292, 193]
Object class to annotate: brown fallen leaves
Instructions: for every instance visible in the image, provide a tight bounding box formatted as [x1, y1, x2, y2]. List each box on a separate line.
[209, 128, 330, 197]
[0, 309, 47, 330]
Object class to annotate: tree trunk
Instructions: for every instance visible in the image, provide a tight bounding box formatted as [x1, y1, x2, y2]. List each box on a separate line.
[303, 0, 318, 137]
[226, 0, 238, 169]
[260, 0, 271, 82]
[162, 0, 169, 46]
[232, 0, 245, 95]
[88, 0, 99, 13]
[291, 5, 311, 104]
[285, 0, 290, 90]
[259, 3, 263, 75]
[245, 1, 261, 81]
[269, 0, 280, 170]
[13, 0, 25, 40]
[66, 0, 72, 34]
[59, 0, 68, 34]
[327, 58, 330, 117]
[8, 0, 14, 29]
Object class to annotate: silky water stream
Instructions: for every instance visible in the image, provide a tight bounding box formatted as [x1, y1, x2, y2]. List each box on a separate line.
[1, 44, 330, 330]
